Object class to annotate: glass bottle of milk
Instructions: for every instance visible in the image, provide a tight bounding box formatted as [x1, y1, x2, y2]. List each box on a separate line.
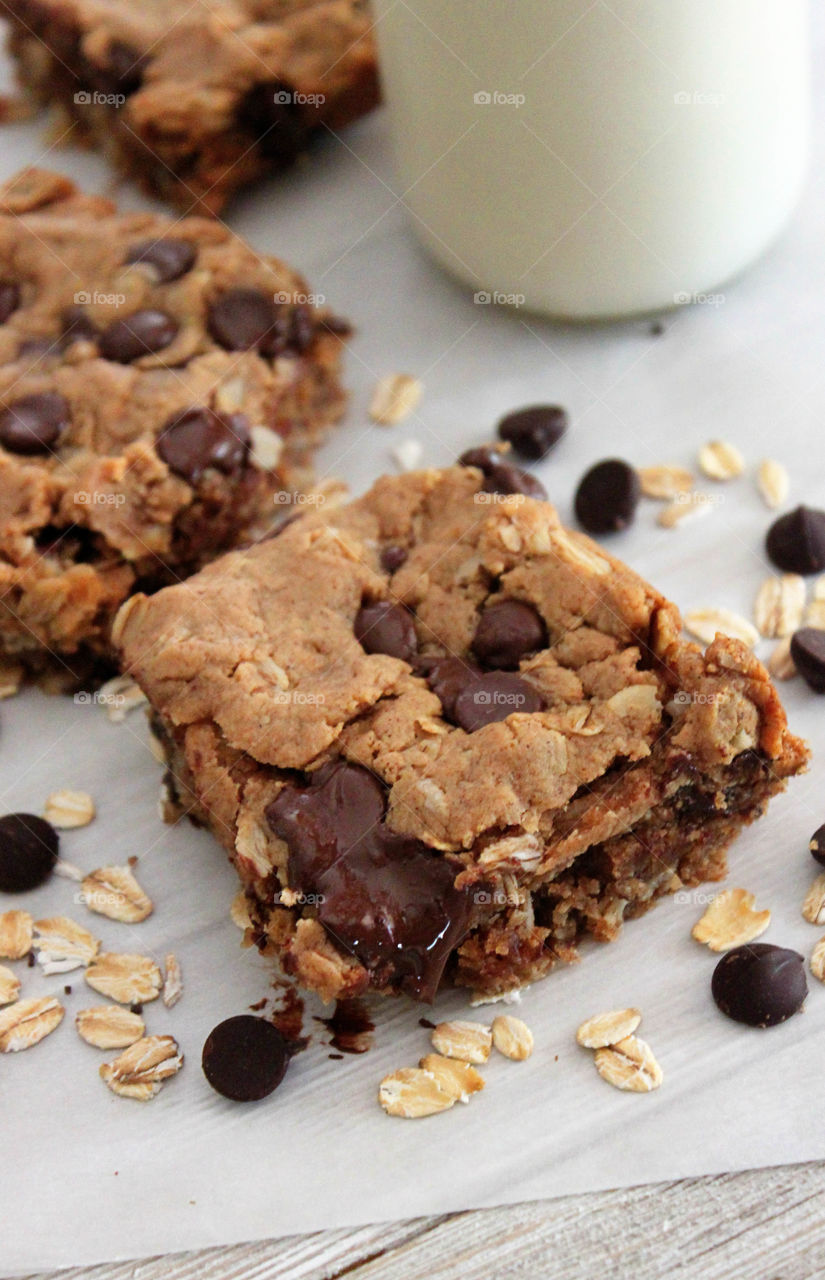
[371, 0, 810, 319]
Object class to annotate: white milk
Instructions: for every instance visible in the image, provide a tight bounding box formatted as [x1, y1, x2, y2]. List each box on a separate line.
[372, 0, 811, 319]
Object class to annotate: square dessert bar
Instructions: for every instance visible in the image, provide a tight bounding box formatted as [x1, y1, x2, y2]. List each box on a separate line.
[0, 167, 349, 684]
[116, 460, 808, 1003]
[5, 0, 379, 213]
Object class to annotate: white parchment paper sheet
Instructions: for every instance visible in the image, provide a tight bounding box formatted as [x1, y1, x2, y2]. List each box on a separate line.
[1, 9, 824, 1274]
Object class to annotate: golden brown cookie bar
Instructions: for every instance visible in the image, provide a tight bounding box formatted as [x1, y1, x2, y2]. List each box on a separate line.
[0, 167, 348, 685]
[5, 0, 379, 213]
[116, 464, 808, 1003]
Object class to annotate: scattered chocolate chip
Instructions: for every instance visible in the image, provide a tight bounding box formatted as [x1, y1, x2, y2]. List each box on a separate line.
[64, 985, 72, 995]
[472, 600, 547, 670]
[0, 281, 20, 324]
[459, 445, 547, 499]
[380, 544, 407, 573]
[60, 304, 98, 345]
[712, 944, 807, 1028]
[354, 601, 417, 661]
[202, 1014, 290, 1101]
[99, 309, 178, 363]
[766, 506, 825, 575]
[266, 761, 470, 1000]
[0, 392, 69, 454]
[125, 238, 197, 283]
[0, 813, 59, 893]
[790, 628, 825, 692]
[130, 1002, 143, 1016]
[497, 404, 568, 460]
[453, 670, 543, 732]
[574, 458, 640, 534]
[27, 951, 35, 968]
[425, 656, 483, 722]
[419, 1017, 437, 1030]
[810, 823, 825, 867]
[156, 407, 250, 484]
[207, 288, 278, 352]
[649, 321, 665, 336]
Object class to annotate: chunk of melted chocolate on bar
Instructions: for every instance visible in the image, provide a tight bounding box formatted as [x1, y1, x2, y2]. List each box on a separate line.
[266, 762, 471, 1001]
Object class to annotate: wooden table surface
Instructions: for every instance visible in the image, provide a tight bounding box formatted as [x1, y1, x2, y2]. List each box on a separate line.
[13, 1161, 825, 1280]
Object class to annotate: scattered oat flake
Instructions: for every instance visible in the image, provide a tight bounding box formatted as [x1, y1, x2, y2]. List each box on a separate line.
[43, 788, 95, 829]
[802, 875, 825, 926]
[53, 858, 85, 882]
[419, 1054, 485, 1103]
[230, 890, 253, 932]
[33, 916, 100, 974]
[491, 1014, 534, 1061]
[810, 938, 825, 984]
[0, 965, 21, 1005]
[691, 888, 771, 952]
[431, 1020, 492, 1064]
[768, 637, 797, 680]
[100, 1035, 183, 1100]
[754, 575, 806, 639]
[163, 953, 183, 1008]
[805, 600, 825, 630]
[638, 465, 693, 500]
[684, 607, 759, 649]
[391, 438, 423, 472]
[0, 909, 33, 960]
[698, 440, 744, 480]
[757, 459, 789, 510]
[657, 491, 714, 528]
[82, 865, 153, 923]
[576, 1007, 641, 1049]
[378, 1067, 455, 1118]
[99, 674, 147, 722]
[85, 953, 162, 1005]
[369, 373, 423, 425]
[76, 1005, 145, 1049]
[0, 996, 64, 1052]
[594, 1035, 663, 1092]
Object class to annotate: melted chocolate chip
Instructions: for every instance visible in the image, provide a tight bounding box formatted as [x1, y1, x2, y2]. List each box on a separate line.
[354, 601, 417, 661]
[472, 600, 547, 670]
[239, 81, 308, 166]
[790, 628, 825, 692]
[497, 404, 568, 460]
[266, 762, 470, 1001]
[809, 823, 825, 867]
[574, 458, 640, 534]
[380, 544, 408, 573]
[711, 943, 807, 1028]
[0, 392, 69, 454]
[453, 670, 543, 732]
[0, 281, 20, 324]
[425, 656, 483, 721]
[0, 813, 59, 892]
[60, 304, 98, 345]
[459, 445, 547, 498]
[156, 407, 250, 484]
[207, 288, 278, 352]
[766, 506, 825, 575]
[99, 309, 178, 363]
[202, 1015, 290, 1101]
[125, 238, 197, 283]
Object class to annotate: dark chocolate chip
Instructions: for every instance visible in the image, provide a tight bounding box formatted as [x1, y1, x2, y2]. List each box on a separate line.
[453, 670, 543, 732]
[202, 1015, 290, 1101]
[238, 81, 308, 166]
[425, 656, 484, 722]
[17, 337, 54, 360]
[125, 238, 197, 283]
[472, 599, 547, 670]
[60, 304, 98, 345]
[711, 943, 807, 1028]
[207, 288, 278, 352]
[766, 506, 825, 575]
[0, 813, 59, 893]
[380, 544, 407, 573]
[459, 445, 547, 499]
[574, 458, 640, 534]
[354, 601, 417, 661]
[156, 407, 250, 484]
[497, 404, 568, 460]
[790, 628, 825, 692]
[0, 392, 69, 454]
[809, 823, 825, 867]
[266, 761, 470, 1000]
[99, 309, 178, 363]
[263, 303, 314, 357]
[0, 281, 20, 324]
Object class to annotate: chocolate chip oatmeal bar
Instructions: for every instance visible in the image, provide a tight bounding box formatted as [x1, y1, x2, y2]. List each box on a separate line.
[5, 0, 379, 213]
[115, 461, 808, 1003]
[0, 167, 348, 684]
